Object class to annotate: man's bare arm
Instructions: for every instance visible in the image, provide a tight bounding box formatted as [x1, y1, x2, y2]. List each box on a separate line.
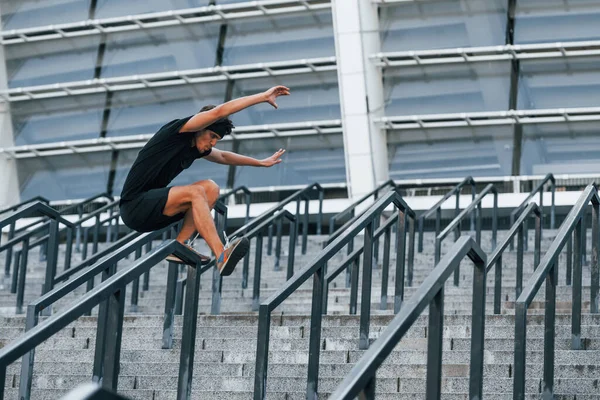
[204, 148, 285, 167]
[180, 86, 290, 133]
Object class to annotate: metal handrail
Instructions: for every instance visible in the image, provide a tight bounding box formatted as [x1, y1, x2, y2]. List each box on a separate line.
[513, 183, 600, 399]
[253, 190, 414, 399]
[510, 173, 556, 230]
[328, 179, 396, 234]
[435, 183, 497, 286]
[329, 236, 487, 400]
[232, 182, 323, 289]
[0, 241, 211, 400]
[14, 192, 114, 234]
[0, 196, 49, 216]
[219, 185, 252, 224]
[0, 202, 76, 299]
[16, 228, 167, 400]
[417, 176, 476, 252]
[486, 202, 541, 314]
[323, 208, 416, 315]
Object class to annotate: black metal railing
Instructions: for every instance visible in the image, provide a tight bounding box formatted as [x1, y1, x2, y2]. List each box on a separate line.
[219, 185, 252, 224]
[510, 173, 555, 252]
[323, 207, 416, 315]
[435, 183, 497, 286]
[328, 179, 395, 235]
[0, 196, 49, 217]
[253, 190, 414, 399]
[2, 200, 122, 311]
[328, 236, 487, 400]
[234, 182, 323, 289]
[418, 176, 476, 253]
[14, 192, 113, 236]
[486, 202, 541, 315]
[0, 241, 211, 400]
[16, 228, 171, 400]
[513, 183, 600, 399]
[0, 202, 75, 298]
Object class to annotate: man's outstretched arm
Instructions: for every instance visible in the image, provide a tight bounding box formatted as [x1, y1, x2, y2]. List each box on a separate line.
[204, 148, 285, 167]
[180, 86, 290, 133]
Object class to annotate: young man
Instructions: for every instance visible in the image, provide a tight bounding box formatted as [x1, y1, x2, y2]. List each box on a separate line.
[119, 85, 290, 276]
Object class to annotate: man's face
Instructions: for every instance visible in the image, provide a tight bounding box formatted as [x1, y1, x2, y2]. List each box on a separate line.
[195, 129, 221, 153]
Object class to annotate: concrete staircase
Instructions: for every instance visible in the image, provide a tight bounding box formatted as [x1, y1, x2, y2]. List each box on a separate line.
[1, 228, 599, 399]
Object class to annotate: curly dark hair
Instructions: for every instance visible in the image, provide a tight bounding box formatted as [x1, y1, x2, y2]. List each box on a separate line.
[199, 105, 235, 137]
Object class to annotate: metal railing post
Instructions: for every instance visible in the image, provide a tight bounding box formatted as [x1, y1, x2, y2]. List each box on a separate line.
[567, 235, 573, 286]
[542, 262, 557, 398]
[394, 210, 407, 314]
[306, 263, 325, 398]
[454, 191, 460, 241]
[252, 234, 264, 311]
[379, 225, 391, 310]
[408, 216, 415, 286]
[5, 222, 15, 276]
[101, 288, 126, 392]
[93, 215, 101, 254]
[10, 249, 21, 294]
[64, 227, 74, 271]
[254, 306, 271, 400]
[130, 247, 142, 312]
[302, 197, 309, 255]
[317, 188, 324, 235]
[42, 219, 60, 298]
[176, 262, 202, 400]
[359, 220, 374, 350]
[274, 218, 283, 271]
[417, 216, 424, 253]
[425, 289, 444, 399]
[162, 261, 179, 349]
[572, 218, 583, 350]
[513, 303, 527, 400]
[18, 305, 38, 400]
[92, 265, 114, 382]
[287, 219, 296, 280]
[516, 225, 524, 298]
[494, 256, 503, 315]
[267, 224, 273, 256]
[592, 201, 599, 313]
[469, 248, 486, 400]
[16, 239, 29, 314]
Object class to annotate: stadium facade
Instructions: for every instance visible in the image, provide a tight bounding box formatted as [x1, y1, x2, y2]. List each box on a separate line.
[0, 0, 599, 209]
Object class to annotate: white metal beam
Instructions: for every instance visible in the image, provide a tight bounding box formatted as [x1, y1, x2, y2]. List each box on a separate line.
[0, 0, 332, 45]
[379, 107, 600, 130]
[0, 119, 342, 159]
[373, 40, 600, 67]
[0, 57, 336, 102]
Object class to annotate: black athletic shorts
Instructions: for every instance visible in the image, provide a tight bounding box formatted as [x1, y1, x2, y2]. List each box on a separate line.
[120, 187, 185, 232]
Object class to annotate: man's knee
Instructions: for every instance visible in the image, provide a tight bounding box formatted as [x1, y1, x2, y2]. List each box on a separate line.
[191, 180, 220, 204]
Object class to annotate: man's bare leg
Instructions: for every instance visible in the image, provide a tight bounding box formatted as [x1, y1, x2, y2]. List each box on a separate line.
[163, 180, 224, 257]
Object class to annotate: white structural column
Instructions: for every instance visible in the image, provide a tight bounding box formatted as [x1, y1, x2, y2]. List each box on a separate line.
[332, 0, 389, 199]
[0, 4, 19, 209]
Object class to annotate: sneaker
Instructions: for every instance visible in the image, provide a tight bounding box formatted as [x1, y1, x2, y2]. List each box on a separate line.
[217, 235, 250, 276]
[166, 243, 211, 264]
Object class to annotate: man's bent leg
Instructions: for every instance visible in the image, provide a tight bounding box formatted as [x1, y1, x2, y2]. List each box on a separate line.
[163, 180, 224, 257]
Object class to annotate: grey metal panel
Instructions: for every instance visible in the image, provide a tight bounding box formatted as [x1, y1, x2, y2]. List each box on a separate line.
[379, 0, 507, 52]
[17, 152, 112, 201]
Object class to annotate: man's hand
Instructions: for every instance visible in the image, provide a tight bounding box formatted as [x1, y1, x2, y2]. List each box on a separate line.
[261, 149, 286, 167]
[263, 86, 290, 109]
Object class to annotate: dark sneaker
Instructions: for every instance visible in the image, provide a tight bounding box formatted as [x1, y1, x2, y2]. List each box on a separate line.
[217, 236, 249, 276]
[166, 244, 210, 264]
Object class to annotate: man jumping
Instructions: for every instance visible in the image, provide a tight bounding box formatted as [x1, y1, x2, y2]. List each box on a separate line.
[119, 85, 290, 276]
